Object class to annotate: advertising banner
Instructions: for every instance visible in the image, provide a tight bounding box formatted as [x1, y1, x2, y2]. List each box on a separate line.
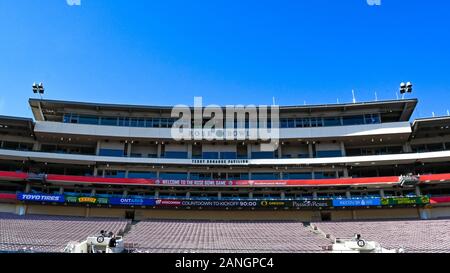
[332, 198, 381, 207]
[65, 196, 109, 204]
[17, 193, 65, 203]
[291, 200, 332, 208]
[156, 199, 258, 208]
[109, 198, 156, 206]
[259, 200, 290, 208]
[154, 179, 234, 187]
[381, 196, 430, 206]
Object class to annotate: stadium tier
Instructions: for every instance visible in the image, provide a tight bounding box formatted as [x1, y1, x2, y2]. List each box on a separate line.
[0, 98, 450, 222]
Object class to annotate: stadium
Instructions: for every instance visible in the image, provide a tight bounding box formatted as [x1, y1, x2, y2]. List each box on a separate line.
[1, 96, 450, 253]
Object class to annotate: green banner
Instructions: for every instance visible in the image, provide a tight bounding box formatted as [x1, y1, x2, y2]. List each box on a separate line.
[381, 196, 430, 206]
[65, 196, 109, 204]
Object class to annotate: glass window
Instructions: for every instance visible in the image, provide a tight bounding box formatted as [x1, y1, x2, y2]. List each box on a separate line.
[63, 114, 71, 123]
[190, 173, 212, 180]
[203, 152, 219, 159]
[104, 170, 126, 178]
[252, 173, 280, 180]
[164, 151, 188, 159]
[323, 117, 341, 127]
[159, 172, 188, 179]
[100, 117, 118, 126]
[118, 117, 129, 127]
[99, 149, 124, 157]
[137, 119, 145, 127]
[129, 118, 138, 127]
[251, 152, 275, 159]
[285, 173, 312, 179]
[128, 172, 157, 179]
[343, 115, 365, 126]
[78, 115, 98, 125]
[316, 150, 342, 158]
[310, 117, 323, 127]
[315, 172, 337, 179]
[365, 114, 381, 124]
[220, 152, 237, 159]
[160, 118, 169, 128]
[287, 119, 295, 128]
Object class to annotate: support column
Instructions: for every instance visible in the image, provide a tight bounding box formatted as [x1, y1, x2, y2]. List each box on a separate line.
[59, 187, 64, 195]
[247, 144, 252, 159]
[187, 144, 193, 159]
[249, 192, 253, 199]
[415, 186, 422, 196]
[280, 192, 285, 199]
[340, 142, 346, 157]
[123, 190, 128, 197]
[32, 142, 41, 151]
[346, 191, 351, 198]
[278, 145, 282, 159]
[154, 190, 159, 198]
[403, 143, 412, 153]
[93, 167, 98, 176]
[218, 192, 222, 200]
[91, 189, 96, 196]
[343, 168, 349, 178]
[313, 192, 318, 199]
[25, 183, 31, 193]
[157, 143, 162, 158]
[127, 143, 132, 157]
[380, 189, 385, 198]
[96, 141, 101, 155]
[308, 143, 314, 158]
[186, 192, 191, 199]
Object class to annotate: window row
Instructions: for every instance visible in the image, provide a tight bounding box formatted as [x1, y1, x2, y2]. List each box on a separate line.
[63, 113, 382, 128]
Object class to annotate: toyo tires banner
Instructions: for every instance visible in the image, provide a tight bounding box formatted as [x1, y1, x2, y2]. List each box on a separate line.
[17, 193, 65, 203]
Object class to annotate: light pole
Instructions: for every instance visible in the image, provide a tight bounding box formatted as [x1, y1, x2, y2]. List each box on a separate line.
[399, 82, 413, 99]
[32, 82, 45, 99]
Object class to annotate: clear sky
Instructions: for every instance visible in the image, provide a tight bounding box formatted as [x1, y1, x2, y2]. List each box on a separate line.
[0, 0, 449, 119]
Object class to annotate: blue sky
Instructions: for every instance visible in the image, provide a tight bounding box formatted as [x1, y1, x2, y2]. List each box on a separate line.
[0, 0, 449, 119]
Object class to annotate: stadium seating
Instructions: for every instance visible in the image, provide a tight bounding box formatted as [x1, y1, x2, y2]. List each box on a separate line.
[2, 212, 450, 253]
[0, 213, 129, 253]
[312, 219, 450, 253]
[125, 220, 331, 253]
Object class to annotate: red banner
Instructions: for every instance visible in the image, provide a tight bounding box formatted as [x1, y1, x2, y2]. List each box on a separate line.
[0, 171, 450, 188]
[0, 193, 17, 200]
[430, 196, 450, 204]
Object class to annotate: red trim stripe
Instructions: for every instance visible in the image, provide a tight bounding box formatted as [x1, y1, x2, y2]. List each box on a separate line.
[0, 193, 17, 200]
[0, 171, 449, 187]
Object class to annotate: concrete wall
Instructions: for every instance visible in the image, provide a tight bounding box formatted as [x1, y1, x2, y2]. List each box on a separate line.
[3, 204, 450, 221]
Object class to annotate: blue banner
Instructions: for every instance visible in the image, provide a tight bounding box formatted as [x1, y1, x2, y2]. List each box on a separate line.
[109, 197, 156, 206]
[332, 198, 381, 207]
[17, 193, 65, 203]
